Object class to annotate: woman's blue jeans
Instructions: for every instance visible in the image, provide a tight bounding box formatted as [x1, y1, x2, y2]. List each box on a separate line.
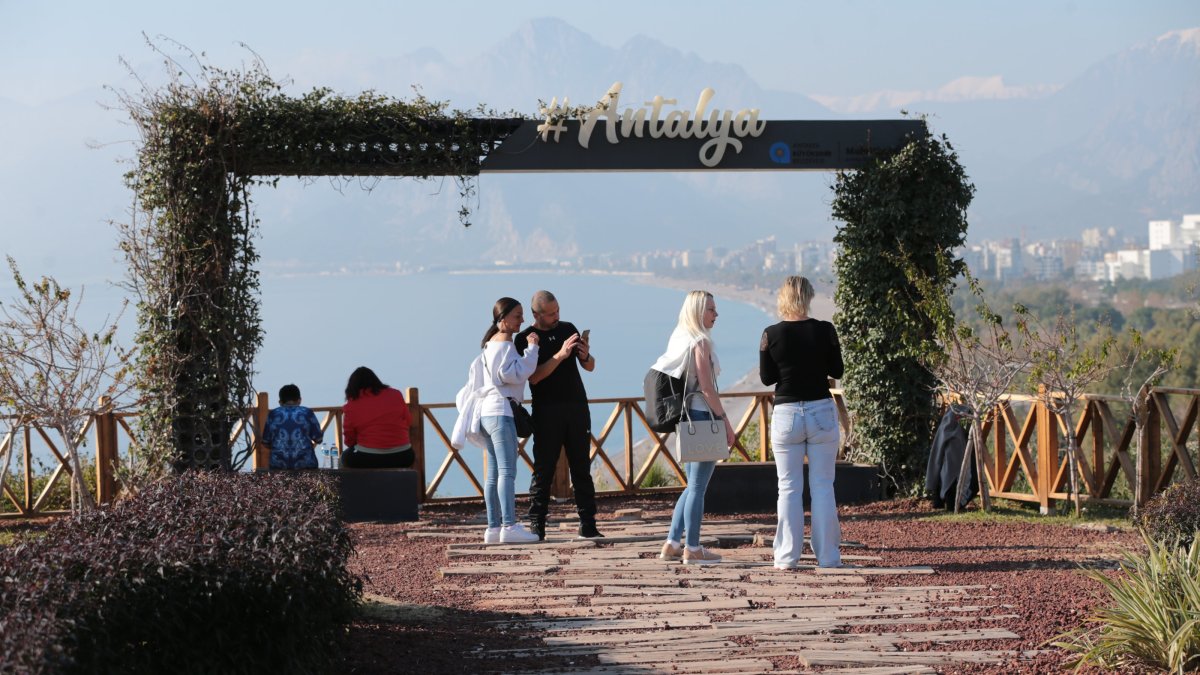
[668, 409, 718, 548]
[772, 398, 842, 568]
[481, 415, 518, 528]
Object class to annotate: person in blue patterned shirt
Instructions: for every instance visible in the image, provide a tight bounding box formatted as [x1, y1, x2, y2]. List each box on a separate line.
[262, 384, 324, 470]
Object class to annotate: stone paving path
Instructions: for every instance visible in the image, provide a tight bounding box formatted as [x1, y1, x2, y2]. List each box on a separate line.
[427, 510, 1042, 674]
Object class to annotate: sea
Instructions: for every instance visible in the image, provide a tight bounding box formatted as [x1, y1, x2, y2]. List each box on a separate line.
[3, 270, 773, 498]
[252, 271, 773, 498]
[254, 271, 770, 406]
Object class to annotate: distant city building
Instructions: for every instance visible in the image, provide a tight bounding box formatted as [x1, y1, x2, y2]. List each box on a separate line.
[1149, 220, 1177, 250]
[1105, 249, 1146, 282]
[795, 242, 836, 276]
[982, 239, 1023, 282]
[590, 212, 1199, 289]
[1081, 227, 1118, 249]
[1032, 255, 1065, 281]
[1074, 259, 1107, 282]
[1143, 216, 1199, 279]
[1146, 247, 1195, 280]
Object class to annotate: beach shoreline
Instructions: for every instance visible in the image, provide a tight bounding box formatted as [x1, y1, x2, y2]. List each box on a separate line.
[628, 274, 837, 323]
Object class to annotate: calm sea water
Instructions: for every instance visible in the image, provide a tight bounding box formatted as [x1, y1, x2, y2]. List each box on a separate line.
[254, 271, 770, 405]
[6, 272, 772, 498]
[254, 271, 771, 497]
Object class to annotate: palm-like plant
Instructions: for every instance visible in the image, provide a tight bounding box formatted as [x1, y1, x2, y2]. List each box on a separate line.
[1056, 531, 1200, 673]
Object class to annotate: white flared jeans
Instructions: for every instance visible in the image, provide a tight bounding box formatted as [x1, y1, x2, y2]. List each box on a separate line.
[772, 398, 841, 568]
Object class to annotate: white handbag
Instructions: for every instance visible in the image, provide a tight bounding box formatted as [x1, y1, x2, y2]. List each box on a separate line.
[672, 393, 730, 463]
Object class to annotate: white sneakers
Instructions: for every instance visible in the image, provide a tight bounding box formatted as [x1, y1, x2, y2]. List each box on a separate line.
[499, 523, 540, 544]
[682, 546, 722, 566]
[484, 523, 543, 544]
[658, 541, 683, 560]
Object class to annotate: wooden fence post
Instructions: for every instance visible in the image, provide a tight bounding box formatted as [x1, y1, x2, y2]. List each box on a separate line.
[1036, 386, 1057, 515]
[94, 396, 118, 504]
[758, 394, 771, 461]
[623, 402, 634, 493]
[551, 447, 572, 499]
[1139, 396, 1161, 506]
[252, 392, 270, 471]
[407, 387, 426, 503]
[23, 426, 32, 510]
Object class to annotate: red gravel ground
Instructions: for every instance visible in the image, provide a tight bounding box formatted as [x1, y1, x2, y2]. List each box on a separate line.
[340, 495, 1144, 674]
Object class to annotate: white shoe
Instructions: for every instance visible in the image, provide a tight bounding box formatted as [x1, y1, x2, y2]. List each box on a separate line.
[483, 527, 501, 544]
[682, 546, 722, 566]
[500, 523, 540, 544]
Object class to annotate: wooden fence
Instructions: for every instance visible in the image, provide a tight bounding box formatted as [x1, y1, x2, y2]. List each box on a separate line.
[3, 386, 1196, 518]
[975, 388, 1199, 513]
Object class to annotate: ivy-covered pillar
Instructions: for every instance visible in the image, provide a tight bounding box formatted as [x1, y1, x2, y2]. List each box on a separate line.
[125, 74, 264, 474]
[168, 158, 243, 471]
[831, 129, 974, 491]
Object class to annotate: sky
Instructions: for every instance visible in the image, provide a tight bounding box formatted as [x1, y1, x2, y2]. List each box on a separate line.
[2, 1, 1198, 105]
[0, 0, 1197, 289]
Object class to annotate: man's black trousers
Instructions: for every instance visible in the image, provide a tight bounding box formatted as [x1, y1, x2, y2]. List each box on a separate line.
[527, 403, 596, 521]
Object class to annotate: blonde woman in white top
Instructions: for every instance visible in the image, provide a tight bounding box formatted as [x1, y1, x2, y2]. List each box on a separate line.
[479, 297, 541, 544]
[652, 290, 735, 565]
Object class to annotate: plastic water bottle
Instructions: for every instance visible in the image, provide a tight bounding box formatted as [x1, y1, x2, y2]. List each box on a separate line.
[330, 444, 340, 470]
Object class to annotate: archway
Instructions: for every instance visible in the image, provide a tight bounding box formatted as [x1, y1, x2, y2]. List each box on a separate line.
[122, 71, 966, 488]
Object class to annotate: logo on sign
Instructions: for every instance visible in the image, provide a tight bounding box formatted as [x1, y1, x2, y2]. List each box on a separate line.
[769, 142, 791, 164]
[537, 83, 767, 168]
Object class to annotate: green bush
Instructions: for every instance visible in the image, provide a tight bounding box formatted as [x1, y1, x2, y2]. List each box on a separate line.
[1055, 532, 1200, 673]
[832, 129, 973, 490]
[0, 457, 97, 515]
[642, 459, 679, 488]
[1136, 479, 1200, 549]
[0, 471, 361, 674]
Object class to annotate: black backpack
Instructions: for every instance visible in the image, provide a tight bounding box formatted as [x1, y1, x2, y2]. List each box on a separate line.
[643, 368, 685, 433]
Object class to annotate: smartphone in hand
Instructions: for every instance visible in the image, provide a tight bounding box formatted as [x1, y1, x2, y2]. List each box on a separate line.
[581, 329, 590, 343]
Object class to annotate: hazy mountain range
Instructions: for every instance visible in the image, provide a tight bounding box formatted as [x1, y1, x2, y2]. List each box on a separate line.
[1, 19, 1197, 278]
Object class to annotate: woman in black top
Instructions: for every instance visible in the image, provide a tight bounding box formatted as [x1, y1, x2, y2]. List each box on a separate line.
[760, 276, 845, 569]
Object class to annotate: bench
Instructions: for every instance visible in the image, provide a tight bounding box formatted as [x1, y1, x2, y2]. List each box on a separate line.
[326, 468, 420, 522]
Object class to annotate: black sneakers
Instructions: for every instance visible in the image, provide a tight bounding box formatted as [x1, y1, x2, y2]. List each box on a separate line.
[578, 521, 604, 539]
[530, 517, 546, 541]
[528, 517, 604, 539]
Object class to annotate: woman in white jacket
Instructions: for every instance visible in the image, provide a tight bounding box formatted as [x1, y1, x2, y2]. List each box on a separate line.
[479, 297, 541, 544]
[653, 290, 735, 565]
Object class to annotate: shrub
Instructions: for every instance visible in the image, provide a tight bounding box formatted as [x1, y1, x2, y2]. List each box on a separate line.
[0, 457, 98, 514]
[832, 130, 973, 490]
[642, 460, 679, 488]
[0, 471, 361, 674]
[1136, 479, 1200, 548]
[1055, 531, 1200, 673]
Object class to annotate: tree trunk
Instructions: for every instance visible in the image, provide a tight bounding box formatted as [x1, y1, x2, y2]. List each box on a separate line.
[64, 439, 97, 513]
[954, 427, 975, 514]
[971, 418, 992, 512]
[1058, 408, 1082, 517]
[1131, 386, 1150, 517]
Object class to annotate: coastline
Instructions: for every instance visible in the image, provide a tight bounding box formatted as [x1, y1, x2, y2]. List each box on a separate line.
[266, 264, 836, 323]
[628, 275, 837, 323]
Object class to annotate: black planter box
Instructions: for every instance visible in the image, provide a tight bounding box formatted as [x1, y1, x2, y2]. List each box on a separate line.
[704, 461, 883, 515]
[327, 468, 420, 522]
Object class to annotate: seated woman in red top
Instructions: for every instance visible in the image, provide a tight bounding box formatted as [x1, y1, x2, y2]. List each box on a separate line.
[341, 366, 414, 468]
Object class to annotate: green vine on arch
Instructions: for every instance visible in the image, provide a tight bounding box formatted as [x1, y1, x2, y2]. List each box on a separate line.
[831, 125, 975, 493]
[116, 43, 522, 474]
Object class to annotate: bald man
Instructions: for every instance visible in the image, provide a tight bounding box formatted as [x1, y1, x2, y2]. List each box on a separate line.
[514, 290, 603, 539]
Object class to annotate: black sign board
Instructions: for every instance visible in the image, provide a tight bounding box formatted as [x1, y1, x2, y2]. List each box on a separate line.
[480, 119, 925, 173]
